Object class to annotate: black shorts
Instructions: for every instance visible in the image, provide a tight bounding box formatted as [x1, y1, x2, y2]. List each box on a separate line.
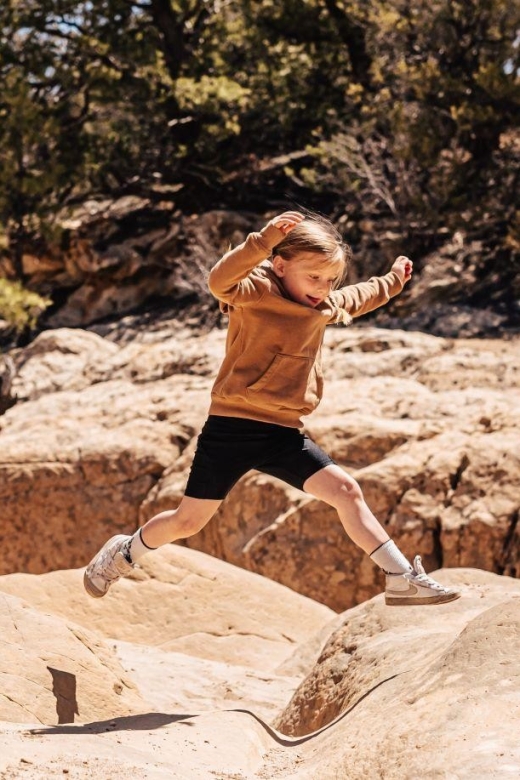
[185, 415, 335, 500]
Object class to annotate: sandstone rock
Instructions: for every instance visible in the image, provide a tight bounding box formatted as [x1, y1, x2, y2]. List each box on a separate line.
[0, 564, 519, 779]
[1, 325, 220, 576]
[0, 379, 189, 575]
[11, 328, 119, 400]
[0, 545, 334, 671]
[0, 323, 519, 611]
[0, 591, 144, 725]
[273, 569, 520, 779]
[10, 323, 222, 401]
[39, 206, 257, 328]
[47, 270, 202, 328]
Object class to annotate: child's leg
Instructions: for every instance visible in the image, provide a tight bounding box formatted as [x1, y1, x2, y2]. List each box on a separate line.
[303, 464, 460, 605]
[139, 496, 222, 549]
[84, 414, 284, 599]
[84, 496, 221, 598]
[303, 464, 395, 555]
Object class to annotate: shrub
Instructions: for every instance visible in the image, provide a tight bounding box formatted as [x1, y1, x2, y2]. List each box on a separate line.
[0, 278, 51, 332]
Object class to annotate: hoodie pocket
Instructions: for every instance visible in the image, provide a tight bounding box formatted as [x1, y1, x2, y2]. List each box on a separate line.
[246, 353, 322, 413]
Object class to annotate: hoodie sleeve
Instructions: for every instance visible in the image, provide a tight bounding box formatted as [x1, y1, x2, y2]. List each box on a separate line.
[328, 271, 404, 324]
[208, 223, 284, 306]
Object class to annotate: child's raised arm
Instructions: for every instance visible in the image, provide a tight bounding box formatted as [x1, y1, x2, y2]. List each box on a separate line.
[330, 255, 413, 321]
[208, 211, 304, 305]
[270, 211, 305, 235]
[391, 255, 413, 284]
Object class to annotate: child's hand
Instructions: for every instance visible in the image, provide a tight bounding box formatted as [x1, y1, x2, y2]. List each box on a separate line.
[270, 211, 305, 235]
[391, 255, 413, 285]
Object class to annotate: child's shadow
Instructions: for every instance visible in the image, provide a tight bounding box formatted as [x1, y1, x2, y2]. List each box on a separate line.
[29, 712, 195, 735]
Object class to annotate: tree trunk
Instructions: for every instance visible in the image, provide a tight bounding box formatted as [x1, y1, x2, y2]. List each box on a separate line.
[322, 0, 373, 90]
[148, 0, 186, 81]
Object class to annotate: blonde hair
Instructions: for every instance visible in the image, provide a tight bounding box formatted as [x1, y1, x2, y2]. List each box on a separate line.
[272, 211, 351, 286]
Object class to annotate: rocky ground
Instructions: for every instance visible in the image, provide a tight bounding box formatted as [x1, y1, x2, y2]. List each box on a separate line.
[0, 547, 519, 779]
[0, 318, 519, 777]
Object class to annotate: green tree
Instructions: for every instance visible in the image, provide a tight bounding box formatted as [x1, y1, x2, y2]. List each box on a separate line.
[0, 0, 518, 293]
[0, 0, 174, 270]
[314, 1, 520, 234]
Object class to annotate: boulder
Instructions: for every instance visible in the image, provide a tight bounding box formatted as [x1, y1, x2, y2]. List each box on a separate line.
[0, 545, 334, 671]
[0, 323, 518, 611]
[0, 591, 144, 724]
[0, 376, 188, 574]
[273, 569, 520, 779]
[1, 563, 519, 779]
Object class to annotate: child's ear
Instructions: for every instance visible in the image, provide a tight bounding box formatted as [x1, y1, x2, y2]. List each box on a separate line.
[272, 255, 285, 277]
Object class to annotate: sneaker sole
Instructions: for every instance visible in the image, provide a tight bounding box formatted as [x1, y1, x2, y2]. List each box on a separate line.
[385, 591, 461, 606]
[82, 534, 131, 599]
[83, 570, 107, 598]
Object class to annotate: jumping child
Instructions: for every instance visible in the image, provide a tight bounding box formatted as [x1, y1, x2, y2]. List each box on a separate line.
[84, 210, 460, 606]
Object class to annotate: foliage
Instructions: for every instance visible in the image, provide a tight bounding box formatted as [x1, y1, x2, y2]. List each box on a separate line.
[0, 0, 518, 274]
[0, 278, 51, 332]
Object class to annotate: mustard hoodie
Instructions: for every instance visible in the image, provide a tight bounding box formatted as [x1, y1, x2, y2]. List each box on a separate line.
[208, 222, 404, 428]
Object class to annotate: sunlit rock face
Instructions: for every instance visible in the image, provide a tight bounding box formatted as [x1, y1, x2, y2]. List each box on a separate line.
[0, 323, 519, 612]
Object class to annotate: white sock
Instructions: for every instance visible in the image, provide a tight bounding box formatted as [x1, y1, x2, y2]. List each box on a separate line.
[370, 540, 413, 575]
[124, 529, 156, 564]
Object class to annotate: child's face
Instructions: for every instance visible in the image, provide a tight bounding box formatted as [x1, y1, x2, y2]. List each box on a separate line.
[272, 253, 343, 308]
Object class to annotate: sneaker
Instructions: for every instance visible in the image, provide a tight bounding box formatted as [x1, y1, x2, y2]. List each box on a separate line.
[83, 535, 135, 598]
[385, 555, 460, 606]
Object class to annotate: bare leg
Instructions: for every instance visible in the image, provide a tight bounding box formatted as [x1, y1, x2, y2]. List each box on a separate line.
[140, 496, 223, 549]
[304, 466, 461, 605]
[84, 495, 223, 598]
[303, 464, 389, 553]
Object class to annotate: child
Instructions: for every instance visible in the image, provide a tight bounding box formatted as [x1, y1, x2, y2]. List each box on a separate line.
[84, 210, 459, 606]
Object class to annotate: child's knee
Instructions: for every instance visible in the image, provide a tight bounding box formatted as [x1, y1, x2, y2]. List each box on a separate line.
[174, 513, 207, 538]
[334, 475, 365, 506]
[170, 503, 216, 538]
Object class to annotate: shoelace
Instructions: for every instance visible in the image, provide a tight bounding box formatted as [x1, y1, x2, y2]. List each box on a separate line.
[95, 548, 132, 582]
[407, 555, 448, 592]
[410, 572, 447, 591]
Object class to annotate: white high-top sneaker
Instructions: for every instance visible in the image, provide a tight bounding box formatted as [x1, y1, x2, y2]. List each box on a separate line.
[83, 535, 135, 598]
[385, 555, 460, 606]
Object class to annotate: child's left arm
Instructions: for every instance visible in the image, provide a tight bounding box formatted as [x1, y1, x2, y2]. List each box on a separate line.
[391, 255, 413, 285]
[331, 256, 413, 319]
